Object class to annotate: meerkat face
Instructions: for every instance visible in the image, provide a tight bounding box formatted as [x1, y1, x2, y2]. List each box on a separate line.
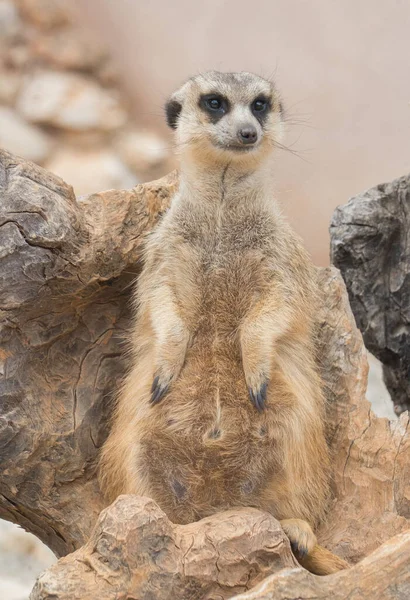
[165, 71, 284, 165]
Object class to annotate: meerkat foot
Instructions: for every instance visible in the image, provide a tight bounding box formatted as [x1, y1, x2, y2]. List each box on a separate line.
[280, 519, 349, 575]
[248, 378, 268, 412]
[280, 518, 317, 558]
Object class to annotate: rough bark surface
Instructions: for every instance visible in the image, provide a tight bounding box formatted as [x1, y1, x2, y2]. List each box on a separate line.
[330, 173, 410, 415]
[0, 148, 177, 555]
[31, 495, 298, 600]
[314, 268, 410, 565]
[0, 149, 409, 598]
[230, 531, 410, 600]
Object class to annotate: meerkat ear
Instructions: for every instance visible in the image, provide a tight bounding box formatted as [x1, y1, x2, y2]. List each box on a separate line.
[165, 81, 190, 129]
[165, 99, 182, 129]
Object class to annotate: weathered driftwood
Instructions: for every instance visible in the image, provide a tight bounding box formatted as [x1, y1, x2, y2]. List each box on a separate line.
[230, 531, 410, 600]
[0, 149, 409, 598]
[330, 173, 410, 415]
[31, 495, 298, 600]
[314, 268, 409, 565]
[0, 148, 177, 555]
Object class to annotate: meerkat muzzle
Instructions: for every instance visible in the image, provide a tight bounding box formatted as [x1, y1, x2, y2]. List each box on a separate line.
[238, 125, 258, 145]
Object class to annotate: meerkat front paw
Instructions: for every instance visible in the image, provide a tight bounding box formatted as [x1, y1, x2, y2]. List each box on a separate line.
[280, 518, 317, 558]
[149, 313, 190, 405]
[247, 374, 269, 412]
[150, 373, 171, 404]
[150, 357, 186, 405]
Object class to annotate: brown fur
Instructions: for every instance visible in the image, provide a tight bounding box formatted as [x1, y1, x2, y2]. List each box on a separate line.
[99, 72, 347, 575]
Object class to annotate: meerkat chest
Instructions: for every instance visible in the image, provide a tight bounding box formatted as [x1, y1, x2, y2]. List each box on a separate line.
[175, 200, 275, 261]
[169, 206, 278, 328]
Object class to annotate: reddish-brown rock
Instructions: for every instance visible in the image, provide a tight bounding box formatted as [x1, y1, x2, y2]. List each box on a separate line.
[30, 495, 297, 600]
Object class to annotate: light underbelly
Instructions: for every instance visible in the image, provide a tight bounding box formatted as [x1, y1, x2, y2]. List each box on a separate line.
[138, 342, 281, 523]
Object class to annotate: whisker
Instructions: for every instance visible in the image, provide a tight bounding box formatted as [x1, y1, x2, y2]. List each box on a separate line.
[271, 139, 312, 164]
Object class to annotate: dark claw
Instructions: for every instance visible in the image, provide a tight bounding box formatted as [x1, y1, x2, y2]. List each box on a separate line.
[248, 380, 268, 412]
[290, 540, 307, 559]
[151, 376, 159, 393]
[150, 376, 170, 405]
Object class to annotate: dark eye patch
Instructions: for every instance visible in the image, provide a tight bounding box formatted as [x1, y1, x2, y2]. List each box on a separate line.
[199, 93, 230, 123]
[251, 95, 271, 126]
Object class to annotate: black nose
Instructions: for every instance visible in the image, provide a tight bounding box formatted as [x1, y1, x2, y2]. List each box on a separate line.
[238, 126, 258, 145]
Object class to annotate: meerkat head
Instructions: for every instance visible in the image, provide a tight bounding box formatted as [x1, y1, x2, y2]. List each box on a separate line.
[165, 71, 284, 167]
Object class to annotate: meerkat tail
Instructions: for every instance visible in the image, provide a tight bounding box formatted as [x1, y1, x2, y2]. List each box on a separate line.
[298, 544, 350, 576]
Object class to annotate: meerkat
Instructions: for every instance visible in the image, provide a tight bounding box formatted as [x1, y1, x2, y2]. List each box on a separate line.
[99, 71, 348, 575]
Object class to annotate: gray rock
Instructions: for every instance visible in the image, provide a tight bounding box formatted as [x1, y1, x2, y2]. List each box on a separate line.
[330, 173, 410, 414]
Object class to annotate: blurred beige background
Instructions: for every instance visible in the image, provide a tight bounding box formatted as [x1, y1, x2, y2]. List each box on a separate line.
[74, 0, 410, 265]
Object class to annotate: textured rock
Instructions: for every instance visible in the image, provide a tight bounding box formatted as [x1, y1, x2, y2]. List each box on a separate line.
[230, 531, 410, 600]
[0, 148, 177, 556]
[0, 106, 52, 163]
[330, 174, 410, 414]
[314, 268, 410, 563]
[0, 150, 409, 597]
[31, 495, 297, 600]
[17, 71, 127, 131]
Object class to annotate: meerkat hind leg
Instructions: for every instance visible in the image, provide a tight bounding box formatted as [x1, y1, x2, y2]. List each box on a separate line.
[280, 518, 317, 557]
[280, 519, 349, 575]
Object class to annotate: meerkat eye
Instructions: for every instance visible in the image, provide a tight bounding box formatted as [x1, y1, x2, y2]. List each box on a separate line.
[199, 94, 229, 121]
[200, 94, 228, 112]
[252, 98, 268, 113]
[206, 97, 223, 111]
